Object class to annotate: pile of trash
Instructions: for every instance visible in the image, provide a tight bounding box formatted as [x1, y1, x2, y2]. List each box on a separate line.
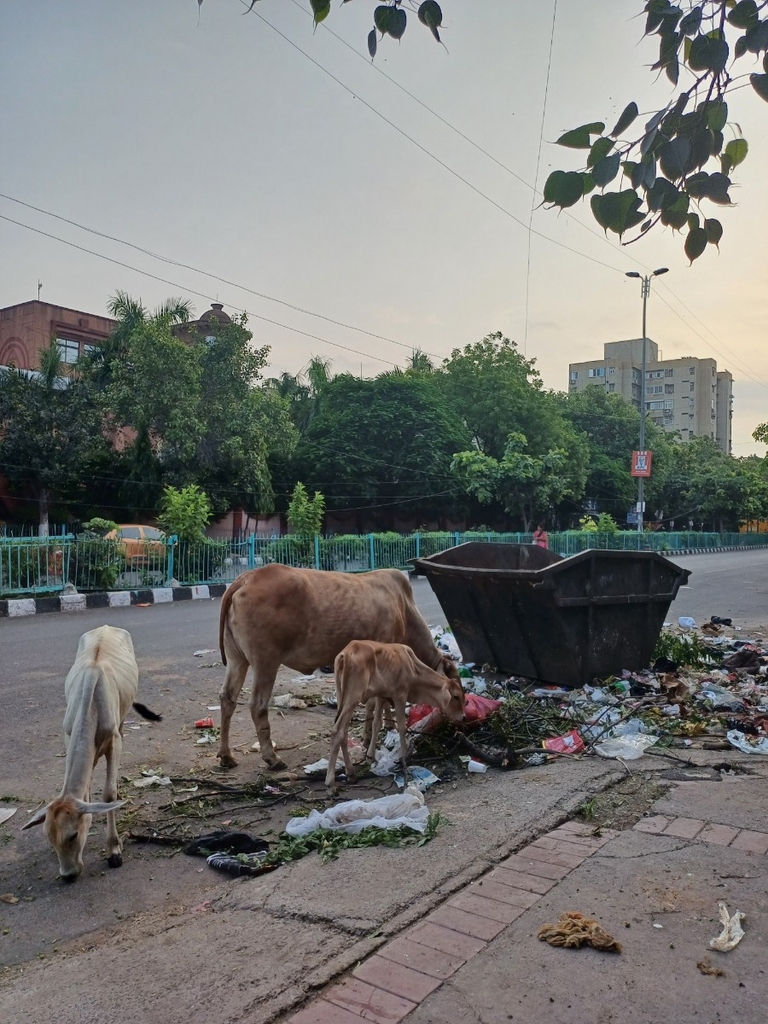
[416, 623, 768, 768]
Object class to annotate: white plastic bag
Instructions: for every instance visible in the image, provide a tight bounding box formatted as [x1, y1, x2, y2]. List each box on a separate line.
[594, 734, 658, 760]
[709, 902, 746, 951]
[727, 730, 768, 755]
[285, 786, 429, 836]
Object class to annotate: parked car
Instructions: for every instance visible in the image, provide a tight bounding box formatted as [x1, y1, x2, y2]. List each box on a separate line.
[105, 525, 166, 567]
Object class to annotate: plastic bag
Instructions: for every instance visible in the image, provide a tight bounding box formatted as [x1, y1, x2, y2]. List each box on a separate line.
[406, 694, 500, 732]
[698, 684, 745, 711]
[594, 734, 658, 760]
[678, 616, 697, 629]
[726, 730, 768, 755]
[284, 786, 429, 836]
[542, 730, 585, 754]
[394, 766, 440, 791]
[370, 730, 407, 777]
[709, 902, 746, 951]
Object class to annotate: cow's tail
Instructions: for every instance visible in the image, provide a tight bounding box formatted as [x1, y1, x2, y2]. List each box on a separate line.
[333, 652, 346, 723]
[132, 702, 162, 722]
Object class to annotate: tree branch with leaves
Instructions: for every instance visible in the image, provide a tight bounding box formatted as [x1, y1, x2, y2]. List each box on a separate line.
[543, 1, 768, 262]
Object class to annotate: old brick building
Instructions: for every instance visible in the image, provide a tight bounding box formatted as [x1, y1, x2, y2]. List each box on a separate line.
[0, 299, 117, 371]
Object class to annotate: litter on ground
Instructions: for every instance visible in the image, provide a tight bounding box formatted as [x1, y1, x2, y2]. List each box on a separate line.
[538, 911, 622, 953]
[285, 786, 430, 836]
[709, 902, 746, 952]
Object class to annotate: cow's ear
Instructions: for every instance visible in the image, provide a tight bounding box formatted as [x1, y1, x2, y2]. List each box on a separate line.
[21, 806, 49, 830]
[74, 799, 127, 816]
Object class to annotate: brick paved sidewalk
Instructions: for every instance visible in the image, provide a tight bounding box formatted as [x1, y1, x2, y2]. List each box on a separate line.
[283, 812, 768, 1024]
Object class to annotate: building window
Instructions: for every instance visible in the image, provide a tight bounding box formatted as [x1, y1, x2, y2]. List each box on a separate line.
[608, 366, 615, 375]
[570, 370, 579, 381]
[608, 382, 615, 392]
[665, 384, 674, 393]
[647, 401, 664, 410]
[588, 367, 605, 378]
[664, 400, 674, 410]
[56, 338, 80, 363]
[689, 365, 696, 375]
[690, 381, 695, 391]
[83, 343, 97, 356]
[665, 368, 674, 377]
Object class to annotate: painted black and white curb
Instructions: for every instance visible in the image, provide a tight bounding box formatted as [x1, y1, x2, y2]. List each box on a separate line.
[0, 583, 228, 619]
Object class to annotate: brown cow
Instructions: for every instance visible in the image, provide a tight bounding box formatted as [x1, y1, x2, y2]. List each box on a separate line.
[217, 564, 458, 770]
[326, 640, 465, 793]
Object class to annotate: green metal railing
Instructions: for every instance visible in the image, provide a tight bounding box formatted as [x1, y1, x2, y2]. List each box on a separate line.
[0, 535, 74, 595]
[3, 529, 768, 598]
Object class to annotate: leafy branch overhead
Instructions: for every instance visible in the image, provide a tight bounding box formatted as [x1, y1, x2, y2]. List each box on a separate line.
[235, 1, 444, 59]
[543, 1, 768, 262]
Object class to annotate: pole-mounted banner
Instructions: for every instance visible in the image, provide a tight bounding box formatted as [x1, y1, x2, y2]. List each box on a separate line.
[631, 450, 652, 477]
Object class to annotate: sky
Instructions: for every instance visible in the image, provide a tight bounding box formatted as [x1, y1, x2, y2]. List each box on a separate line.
[1, 0, 766, 455]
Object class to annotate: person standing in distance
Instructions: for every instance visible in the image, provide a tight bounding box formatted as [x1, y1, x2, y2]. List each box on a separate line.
[533, 523, 549, 549]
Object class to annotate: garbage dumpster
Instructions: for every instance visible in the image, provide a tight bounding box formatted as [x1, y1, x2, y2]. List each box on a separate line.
[412, 543, 691, 687]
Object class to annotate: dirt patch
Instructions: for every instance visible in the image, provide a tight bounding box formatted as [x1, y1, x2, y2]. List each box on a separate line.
[575, 773, 671, 831]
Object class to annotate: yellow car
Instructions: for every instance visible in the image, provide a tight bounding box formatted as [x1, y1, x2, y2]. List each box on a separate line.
[105, 525, 166, 567]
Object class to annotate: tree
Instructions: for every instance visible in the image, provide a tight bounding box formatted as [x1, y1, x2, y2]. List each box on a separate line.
[87, 296, 296, 518]
[451, 431, 575, 531]
[544, 2, 768, 262]
[442, 333, 553, 460]
[294, 370, 472, 526]
[0, 347, 114, 534]
[653, 435, 748, 529]
[559, 387, 673, 519]
[192, 315, 297, 516]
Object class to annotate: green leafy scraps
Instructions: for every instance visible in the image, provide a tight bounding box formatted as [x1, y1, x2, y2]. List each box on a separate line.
[263, 812, 448, 866]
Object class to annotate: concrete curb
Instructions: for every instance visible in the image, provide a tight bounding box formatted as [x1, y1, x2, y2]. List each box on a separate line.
[0, 583, 227, 618]
[670, 545, 758, 556]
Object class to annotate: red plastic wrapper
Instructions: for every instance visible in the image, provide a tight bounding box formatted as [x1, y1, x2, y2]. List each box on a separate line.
[542, 729, 585, 754]
[195, 717, 215, 729]
[407, 694, 501, 732]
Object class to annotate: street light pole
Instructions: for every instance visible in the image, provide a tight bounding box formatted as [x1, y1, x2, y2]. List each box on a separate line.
[626, 267, 668, 534]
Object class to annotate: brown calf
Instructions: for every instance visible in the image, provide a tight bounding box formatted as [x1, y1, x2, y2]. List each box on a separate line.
[326, 640, 464, 793]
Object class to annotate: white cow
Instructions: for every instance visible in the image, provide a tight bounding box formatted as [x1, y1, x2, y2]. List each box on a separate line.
[22, 625, 161, 881]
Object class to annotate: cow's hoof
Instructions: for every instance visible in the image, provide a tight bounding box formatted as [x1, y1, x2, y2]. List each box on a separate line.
[107, 853, 123, 869]
[218, 753, 239, 769]
[265, 757, 288, 771]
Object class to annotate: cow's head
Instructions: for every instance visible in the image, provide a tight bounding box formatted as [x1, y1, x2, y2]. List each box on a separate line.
[22, 796, 126, 881]
[436, 654, 465, 722]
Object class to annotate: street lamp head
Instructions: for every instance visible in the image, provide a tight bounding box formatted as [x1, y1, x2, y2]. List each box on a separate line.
[625, 271, 641, 278]
[652, 267, 669, 277]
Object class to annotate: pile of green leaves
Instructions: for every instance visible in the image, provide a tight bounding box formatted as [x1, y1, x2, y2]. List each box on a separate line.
[653, 629, 717, 668]
[262, 812, 447, 866]
[485, 693, 575, 749]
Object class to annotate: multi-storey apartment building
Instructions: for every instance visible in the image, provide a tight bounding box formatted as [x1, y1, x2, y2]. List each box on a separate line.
[569, 339, 733, 453]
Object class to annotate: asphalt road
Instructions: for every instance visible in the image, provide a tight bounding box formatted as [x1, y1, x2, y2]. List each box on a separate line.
[2, 550, 767, 730]
[1, 549, 765, 799]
